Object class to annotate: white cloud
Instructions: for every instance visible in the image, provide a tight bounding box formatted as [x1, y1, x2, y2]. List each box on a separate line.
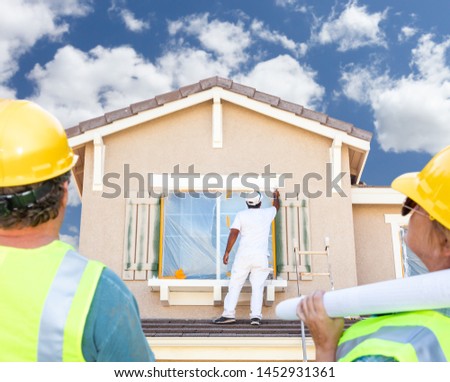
[68, 225, 79, 234]
[68, 180, 81, 207]
[39, 0, 92, 17]
[236, 55, 324, 109]
[341, 34, 450, 154]
[8, 8, 320, 130]
[25, 11, 324, 128]
[27, 43, 231, 127]
[274, 0, 307, 12]
[313, 0, 387, 51]
[250, 20, 307, 57]
[0, 84, 17, 99]
[59, 233, 80, 249]
[156, 47, 231, 88]
[28, 45, 173, 126]
[119, 9, 150, 32]
[340, 64, 390, 105]
[275, 0, 296, 6]
[168, 13, 251, 68]
[0, 0, 90, 87]
[398, 26, 417, 42]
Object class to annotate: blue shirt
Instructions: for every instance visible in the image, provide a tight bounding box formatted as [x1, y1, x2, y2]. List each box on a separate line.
[82, 268, 155, 361]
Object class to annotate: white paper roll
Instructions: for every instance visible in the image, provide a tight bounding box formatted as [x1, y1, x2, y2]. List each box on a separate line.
[276, 269, 450, 320]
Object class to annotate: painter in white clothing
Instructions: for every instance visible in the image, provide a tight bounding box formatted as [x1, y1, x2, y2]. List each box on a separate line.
[213, 190, 280, 326]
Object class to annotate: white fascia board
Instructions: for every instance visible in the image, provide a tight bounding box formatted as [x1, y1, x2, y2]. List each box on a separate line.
[68, 89, 216, 148]
[68, 86, 370, 153]
[351, 187, 405, 205]
[215, 87, 370, 152]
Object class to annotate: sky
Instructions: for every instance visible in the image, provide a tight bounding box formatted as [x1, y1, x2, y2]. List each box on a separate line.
[2, 0, 450, 247]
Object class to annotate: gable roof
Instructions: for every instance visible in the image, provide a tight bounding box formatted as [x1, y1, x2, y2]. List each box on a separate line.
[67, 77, 372, 193]
[66, 76, 372, 142]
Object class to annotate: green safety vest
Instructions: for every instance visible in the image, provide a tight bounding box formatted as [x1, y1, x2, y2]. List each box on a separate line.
[337, 310, 450, 362]
[0, 240, 104, 361]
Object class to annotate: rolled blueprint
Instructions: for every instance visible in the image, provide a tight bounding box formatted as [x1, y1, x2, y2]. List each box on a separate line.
[276, 268, 450, 320]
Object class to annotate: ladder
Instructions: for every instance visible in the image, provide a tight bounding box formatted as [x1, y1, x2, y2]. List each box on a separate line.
[293, 237, 334, 362]
[294, 237, 334, 290]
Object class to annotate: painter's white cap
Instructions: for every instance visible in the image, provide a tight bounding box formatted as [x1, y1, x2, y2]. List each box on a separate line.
[245, 191, 262, 206]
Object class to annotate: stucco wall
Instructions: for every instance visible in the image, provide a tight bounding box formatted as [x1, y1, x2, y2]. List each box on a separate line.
[78, 100, 359, 319]
[352, 203, 401, 285]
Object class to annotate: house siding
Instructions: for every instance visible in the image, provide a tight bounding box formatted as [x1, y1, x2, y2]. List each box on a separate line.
[352, 204, 399, 285]
[79, 100, 361, 319]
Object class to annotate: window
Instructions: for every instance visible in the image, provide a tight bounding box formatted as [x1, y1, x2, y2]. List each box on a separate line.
[159, 192, 276, 279]
[122, 188, 311, 286]
[385, 214, 411, 278]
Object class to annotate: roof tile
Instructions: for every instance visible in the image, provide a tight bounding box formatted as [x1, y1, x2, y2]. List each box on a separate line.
[200, 76, 233, 90]
[105, 107, 133, 123]
[66, 125, 81, 138]
[67, 77, 372, 144]
[301, 107, 328, 124]
[253, 90, 280, 107]
[140, 319, 359, 338]
[350, 126, 373, 141]
[326, 117, 353, 133]
[130, 98, 158, 114]
[155, 90, 182, 105]
[216, 77, 233, 89]
[230, 82, 256, 98]
[278, 100, 303, 115]
[180, 82, 202, 97]
[78, 115, 108, 132]
[200, 76, 220, 90]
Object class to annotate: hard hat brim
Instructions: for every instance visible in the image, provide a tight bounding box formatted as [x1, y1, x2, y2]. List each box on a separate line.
[391, 172, 420, 202]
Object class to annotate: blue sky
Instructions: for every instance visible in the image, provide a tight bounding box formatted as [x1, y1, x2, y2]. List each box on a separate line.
[2, 0, 450, 247]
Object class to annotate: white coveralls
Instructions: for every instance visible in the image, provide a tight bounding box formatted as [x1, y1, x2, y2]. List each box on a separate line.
[222, 206, 276, 320]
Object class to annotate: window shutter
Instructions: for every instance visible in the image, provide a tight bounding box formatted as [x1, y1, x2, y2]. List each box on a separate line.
[275, 194, 311, 280]
[123, 194, 160, 280]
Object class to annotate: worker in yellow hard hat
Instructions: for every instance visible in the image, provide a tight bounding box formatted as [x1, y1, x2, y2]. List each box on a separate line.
[0, 99, 155, 361]
[296, 146, 450, 362]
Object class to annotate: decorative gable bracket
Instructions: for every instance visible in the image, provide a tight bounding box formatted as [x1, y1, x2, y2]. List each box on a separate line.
[212, 94, 223, 148]
[93, 135, 105, 191]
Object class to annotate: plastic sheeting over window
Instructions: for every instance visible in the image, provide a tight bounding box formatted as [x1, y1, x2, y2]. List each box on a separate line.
[161, 192, 275, 279]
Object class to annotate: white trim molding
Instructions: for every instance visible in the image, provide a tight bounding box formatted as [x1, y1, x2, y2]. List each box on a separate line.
[329, 137, 342, 193]
[385, 214, 410, 278]
[92, 135, 105, 192]
[148, 336, 315, 361]
[69, 87, 370, 153]
[212, 95, 223, 148]
[148, 278, 287, 306]
[351, 187, 405, 205]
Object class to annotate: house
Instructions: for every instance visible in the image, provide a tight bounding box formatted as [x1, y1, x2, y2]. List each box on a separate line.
[67, 77, 408, 360]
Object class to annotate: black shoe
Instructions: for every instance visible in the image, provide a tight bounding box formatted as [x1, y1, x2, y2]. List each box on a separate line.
[250, 318, 261, 326]
[213, 316, 236, 324]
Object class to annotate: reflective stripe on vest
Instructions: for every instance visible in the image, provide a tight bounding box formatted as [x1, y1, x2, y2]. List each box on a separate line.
[336, 311, 450, 362]
[37, 250, 88, 362]
[336, 325, 446, 362]
[0, 241, 104, 362]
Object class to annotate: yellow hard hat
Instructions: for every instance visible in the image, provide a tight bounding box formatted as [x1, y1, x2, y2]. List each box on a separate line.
[0, 99, 77, 187]
[391, 145, 450, 230]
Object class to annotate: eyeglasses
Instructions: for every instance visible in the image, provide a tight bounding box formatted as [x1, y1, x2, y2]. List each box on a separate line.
[401, 198, 434, 221]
